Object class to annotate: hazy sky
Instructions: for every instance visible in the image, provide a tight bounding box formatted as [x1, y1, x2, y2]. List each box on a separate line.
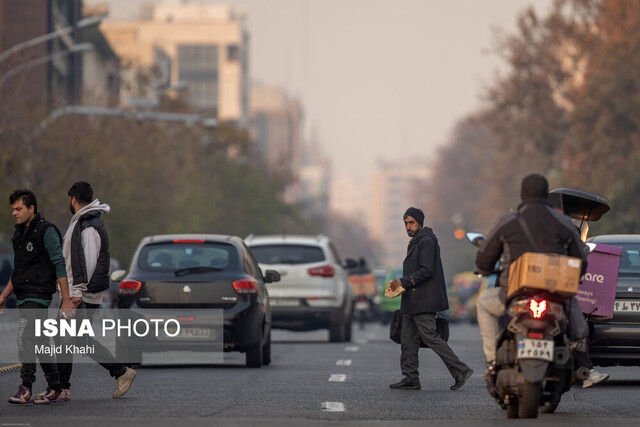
[94, 0, 551, 180]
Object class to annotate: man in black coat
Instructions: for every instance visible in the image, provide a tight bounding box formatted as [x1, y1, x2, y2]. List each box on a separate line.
[389, 207, 473, 390]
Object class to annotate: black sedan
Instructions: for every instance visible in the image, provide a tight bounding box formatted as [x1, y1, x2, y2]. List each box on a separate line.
[588, 235, 640, 366]
[111, 234, 280, 368]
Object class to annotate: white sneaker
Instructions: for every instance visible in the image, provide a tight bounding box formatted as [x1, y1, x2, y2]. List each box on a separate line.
[583, 369, 609, 388]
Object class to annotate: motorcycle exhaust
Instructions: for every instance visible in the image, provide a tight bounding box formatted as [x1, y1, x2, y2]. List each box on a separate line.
[574, 366, 590, 381]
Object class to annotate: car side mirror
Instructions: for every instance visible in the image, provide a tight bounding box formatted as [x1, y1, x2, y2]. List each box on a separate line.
[110, 269, 127, 282]
[465, 232, 486, 247]
[344, 258, 358, 269]
[264, 269, 281, 283]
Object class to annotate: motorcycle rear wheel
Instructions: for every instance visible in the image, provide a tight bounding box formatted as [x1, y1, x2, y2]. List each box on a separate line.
[540, 395, 561, 414]
[518, 382, 541, 419]
[506, 402, 518, 419]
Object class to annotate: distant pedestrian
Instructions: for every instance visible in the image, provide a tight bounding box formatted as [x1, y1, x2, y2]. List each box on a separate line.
[388, 207, 473, 390]
[0, 189, 75, 404]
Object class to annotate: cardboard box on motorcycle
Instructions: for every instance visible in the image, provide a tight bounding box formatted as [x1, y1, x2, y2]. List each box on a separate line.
[507, 252, 582, 298]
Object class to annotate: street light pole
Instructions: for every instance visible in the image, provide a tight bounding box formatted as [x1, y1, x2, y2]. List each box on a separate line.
[0, 43, 93, 91]
[34, 105, 218, 137]
[0, 15, 104, 65]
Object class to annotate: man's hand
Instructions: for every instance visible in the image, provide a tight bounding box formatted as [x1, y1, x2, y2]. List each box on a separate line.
[61, 298, 76, 318]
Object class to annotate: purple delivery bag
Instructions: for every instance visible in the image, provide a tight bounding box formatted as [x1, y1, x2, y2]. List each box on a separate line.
[576, 243, 622, 318]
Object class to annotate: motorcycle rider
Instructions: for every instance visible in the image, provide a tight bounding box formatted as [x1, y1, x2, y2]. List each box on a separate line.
[474, 174, 606, 385]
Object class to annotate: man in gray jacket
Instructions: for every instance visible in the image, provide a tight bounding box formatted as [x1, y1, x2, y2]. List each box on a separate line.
[49, 182, 136, 400]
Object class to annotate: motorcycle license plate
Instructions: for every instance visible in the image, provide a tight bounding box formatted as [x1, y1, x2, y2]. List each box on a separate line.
[355, 301, 369, 310]
[614, 299, 640, 313]
[517, 339, 554, 362]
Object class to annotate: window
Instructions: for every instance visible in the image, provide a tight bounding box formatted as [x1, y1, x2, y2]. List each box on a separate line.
[617, 244, 640, 279]
[177, 44, 218, 108]
[227, 44, 240, 61]
[137, 242, 238, 272]
[250, 245, 326, 265]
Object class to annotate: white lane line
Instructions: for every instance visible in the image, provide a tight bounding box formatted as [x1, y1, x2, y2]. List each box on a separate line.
[321, 401, 345, 412]
[328, 374, 347, 382]
[345, 346, 359, 352]
[336, 359, 352, 366]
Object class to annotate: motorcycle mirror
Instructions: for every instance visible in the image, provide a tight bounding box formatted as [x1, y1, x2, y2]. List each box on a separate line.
[466, 232, 486, 247]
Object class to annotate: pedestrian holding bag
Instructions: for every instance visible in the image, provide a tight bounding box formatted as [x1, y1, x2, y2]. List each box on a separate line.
[389, 310, 450, 346]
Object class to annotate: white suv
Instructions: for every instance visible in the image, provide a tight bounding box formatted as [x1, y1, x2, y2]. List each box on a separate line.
[245, 235, 353, 342]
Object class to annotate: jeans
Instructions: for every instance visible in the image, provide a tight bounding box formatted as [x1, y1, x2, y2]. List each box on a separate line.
[476, 286, 505, 363]
[55, 302, 127, 389]
[17, 301, 61, 391]
[400, 312, 470, 382]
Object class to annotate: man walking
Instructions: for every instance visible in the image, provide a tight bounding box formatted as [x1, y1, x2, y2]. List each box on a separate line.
[389, 207, 473, 390]
[53, 181, 136, 399]
[0, 190, 75, 404]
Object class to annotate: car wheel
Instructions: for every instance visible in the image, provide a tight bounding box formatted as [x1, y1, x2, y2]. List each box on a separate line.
[344, 313, 353, 342]
[246, 327, 264, 368]
[262, 330, 271, 366]
[329, 307, 347, 342]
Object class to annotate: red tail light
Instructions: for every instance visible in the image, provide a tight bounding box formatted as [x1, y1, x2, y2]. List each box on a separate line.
[529, 299, 548, 319]
[173, 239, 204, 244]
[308, 265, 335, 277]
[233, 278, 258, 294]
[118, 279, 142, 295]
[529, 332, 544, 339]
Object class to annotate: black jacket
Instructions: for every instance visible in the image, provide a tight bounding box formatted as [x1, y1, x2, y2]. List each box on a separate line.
[11, 214, 60, 300]
[399, 227, 449, 315]
[70, 210, 110, 293]
[476, 198, 588, 296]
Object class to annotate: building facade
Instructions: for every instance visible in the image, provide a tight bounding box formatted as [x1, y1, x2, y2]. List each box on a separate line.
[100, 3, 249, 122]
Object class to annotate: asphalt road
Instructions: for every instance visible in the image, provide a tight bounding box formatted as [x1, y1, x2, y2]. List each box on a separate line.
[1, 321, 640, 426]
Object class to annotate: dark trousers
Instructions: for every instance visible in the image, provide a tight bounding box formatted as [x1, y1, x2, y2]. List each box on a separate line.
[401, 312, 469, 382]
[17, 301, 61, 392]
[55, 302, 126, 389]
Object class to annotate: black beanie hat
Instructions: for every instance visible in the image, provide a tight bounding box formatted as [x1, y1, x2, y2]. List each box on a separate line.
[403, 207, 425, 227]
[520, 174, 549, 200]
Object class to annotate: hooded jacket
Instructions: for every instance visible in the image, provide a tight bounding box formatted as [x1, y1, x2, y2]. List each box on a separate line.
[399, 227, 449, 315]
[475, 198, 588, 299]
[63, 200, 111, 304]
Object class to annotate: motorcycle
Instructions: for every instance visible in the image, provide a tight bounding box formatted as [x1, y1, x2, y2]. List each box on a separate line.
[465, 188, 610, 419]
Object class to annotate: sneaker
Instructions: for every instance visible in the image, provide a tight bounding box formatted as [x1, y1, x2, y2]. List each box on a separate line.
[451, 368, 474, 391]
[583, 369, 610, 388]
[33, 388, 67, 405]
[8, 385, 32, 404]
[389, 377, 421, 390]
[36, 388, 70, 402]
[113, 367, 137, 398]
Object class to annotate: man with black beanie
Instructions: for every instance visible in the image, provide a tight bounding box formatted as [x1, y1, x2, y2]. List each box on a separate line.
[388, 207, 473, 390]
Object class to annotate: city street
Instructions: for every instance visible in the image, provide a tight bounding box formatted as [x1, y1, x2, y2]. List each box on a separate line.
[1, 322, 640, 426]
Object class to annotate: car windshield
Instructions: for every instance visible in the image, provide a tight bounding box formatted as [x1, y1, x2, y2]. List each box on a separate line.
[250, 244, 325, 265]
[137, 242, 238, 273]
[617, 244, 640, 278]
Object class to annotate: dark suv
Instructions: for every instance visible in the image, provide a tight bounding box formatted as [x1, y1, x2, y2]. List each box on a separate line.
[588, 235, 640, 366]
[112, 234, 280, 368]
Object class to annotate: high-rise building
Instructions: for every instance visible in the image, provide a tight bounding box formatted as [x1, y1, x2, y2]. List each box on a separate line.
[100, 3, 249, 122]
[249, 84, 304, 177]
[367, 159, 430, 268]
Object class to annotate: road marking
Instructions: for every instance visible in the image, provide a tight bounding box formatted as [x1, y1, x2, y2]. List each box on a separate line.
[345, 346, 359, 352]
[321, 401, 345, 412]
[329, 374, 347, 382]
[336, 359, 352, 366]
